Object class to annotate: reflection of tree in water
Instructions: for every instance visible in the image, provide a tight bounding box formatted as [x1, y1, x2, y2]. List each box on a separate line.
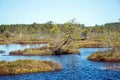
[71, 55, 76, 68]
[5, 44, 9, 49]
[104, 62, 120, 70]
[71, 55, 80, 69]
[68, 55, 81, 78]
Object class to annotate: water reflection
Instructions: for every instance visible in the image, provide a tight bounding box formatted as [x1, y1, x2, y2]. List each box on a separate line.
[0, 45, 120, 80]
[0, 44, 47, 55]
[104, 62, 120, 70]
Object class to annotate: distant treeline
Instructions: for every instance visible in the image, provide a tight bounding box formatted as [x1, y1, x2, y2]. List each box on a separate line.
[0, 20, 120, 39]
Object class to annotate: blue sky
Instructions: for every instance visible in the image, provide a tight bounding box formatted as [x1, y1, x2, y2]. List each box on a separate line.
[0, 0, 120, 26]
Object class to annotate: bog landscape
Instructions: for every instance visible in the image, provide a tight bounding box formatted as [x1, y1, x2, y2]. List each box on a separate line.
[0, 20, 120, 79]
[0, 0, 120, 80]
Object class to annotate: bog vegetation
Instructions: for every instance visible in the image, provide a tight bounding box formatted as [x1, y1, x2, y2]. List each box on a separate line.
[88, 48, 120, 62]
[0, 19, 120, 59]
[0, 59, 62, 75]
[0, 20, 120, 47]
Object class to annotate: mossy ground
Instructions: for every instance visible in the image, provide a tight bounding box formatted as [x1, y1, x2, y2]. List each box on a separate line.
[88, 48, 120, 62]
[10, 45, 80, 56]
[0, 59, 62, 75]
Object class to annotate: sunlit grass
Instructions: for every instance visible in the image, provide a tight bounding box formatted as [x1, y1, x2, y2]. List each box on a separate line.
[88, 48, 120, 62]
[0, 59, 62, 75]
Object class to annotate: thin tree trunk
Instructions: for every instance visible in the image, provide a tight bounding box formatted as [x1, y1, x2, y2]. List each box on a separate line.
[54, 35, 71, 55]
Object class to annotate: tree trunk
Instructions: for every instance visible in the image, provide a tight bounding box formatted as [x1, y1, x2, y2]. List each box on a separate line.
[54, 35, 71, 55]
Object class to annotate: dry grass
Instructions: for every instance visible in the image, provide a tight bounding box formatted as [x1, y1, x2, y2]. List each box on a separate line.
[75, 40, 103, 48]
[88, 48, 120, 62]
[0, 59, 62, 75]
[10, 44, 80, 56]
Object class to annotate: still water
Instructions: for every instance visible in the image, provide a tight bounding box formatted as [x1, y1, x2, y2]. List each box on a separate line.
[0, 44, 120, 80]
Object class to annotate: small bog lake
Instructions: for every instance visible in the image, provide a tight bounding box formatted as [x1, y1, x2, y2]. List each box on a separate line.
[0, 44, 120, 80]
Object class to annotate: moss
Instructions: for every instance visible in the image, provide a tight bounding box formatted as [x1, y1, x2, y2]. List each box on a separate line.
[88, 48, 120, 62]
[60, 47, 80, 54]
[23, 48, 53, 55]
[0, 59, 62, 75]
[10, 44, 80, 56]
[0, 36, 120, 48]
[13, 38, 52, 44]
[0, 40, 11, 44]
[75, 40, 103, 48]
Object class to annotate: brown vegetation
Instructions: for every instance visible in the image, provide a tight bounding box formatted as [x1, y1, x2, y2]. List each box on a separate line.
[9, 44, 80, 56]
[10, 50, 23, 55]
[88, 48, 120, 62]
[0, 59, 62, 75]
[75, 40, 103, 48]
